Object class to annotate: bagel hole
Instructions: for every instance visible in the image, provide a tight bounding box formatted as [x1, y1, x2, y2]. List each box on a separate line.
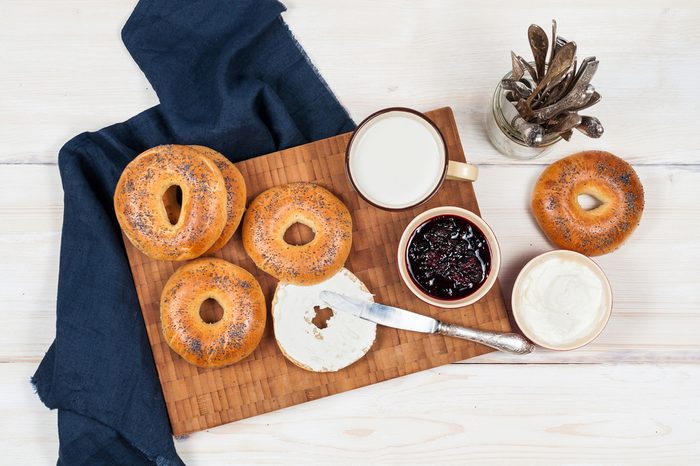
[312, 306, 334, 329]
[163, 185, 183, 225]
[283, 222, 315, 246]
[199, 298, 224, 324]
[577, 193, 604, 211]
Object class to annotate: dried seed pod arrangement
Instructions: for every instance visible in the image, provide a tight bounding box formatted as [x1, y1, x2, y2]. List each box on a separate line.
[505, 20, 603, 146]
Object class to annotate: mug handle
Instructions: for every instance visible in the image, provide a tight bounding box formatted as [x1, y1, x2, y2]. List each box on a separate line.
[445, 161, 478, 182]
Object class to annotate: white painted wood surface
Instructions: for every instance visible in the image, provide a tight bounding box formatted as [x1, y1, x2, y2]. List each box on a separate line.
[1, 0, 699, 464]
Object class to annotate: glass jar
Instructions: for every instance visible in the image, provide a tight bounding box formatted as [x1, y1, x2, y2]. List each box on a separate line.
[485, 69, 562, 160]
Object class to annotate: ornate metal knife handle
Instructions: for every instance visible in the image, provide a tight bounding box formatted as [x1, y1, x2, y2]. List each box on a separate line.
[436, 322, 535, 355]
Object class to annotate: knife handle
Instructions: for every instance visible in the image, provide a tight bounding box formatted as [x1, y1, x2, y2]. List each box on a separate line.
[436, 322, 535, 355]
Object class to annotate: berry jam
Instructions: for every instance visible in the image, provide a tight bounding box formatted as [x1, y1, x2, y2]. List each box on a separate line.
[406, 215, 491, 300]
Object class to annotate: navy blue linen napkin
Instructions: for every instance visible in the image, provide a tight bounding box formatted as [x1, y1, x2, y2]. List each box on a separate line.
[31, 1, 354, 464]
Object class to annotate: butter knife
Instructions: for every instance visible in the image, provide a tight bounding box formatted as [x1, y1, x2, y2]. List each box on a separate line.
[320, 291, 534, 355]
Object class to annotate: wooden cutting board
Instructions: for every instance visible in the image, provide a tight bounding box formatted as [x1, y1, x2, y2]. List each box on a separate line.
[123, 107, 511, 436]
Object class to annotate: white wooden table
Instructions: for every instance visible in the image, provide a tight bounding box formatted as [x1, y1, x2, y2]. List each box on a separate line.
[2, 1, 699, 464]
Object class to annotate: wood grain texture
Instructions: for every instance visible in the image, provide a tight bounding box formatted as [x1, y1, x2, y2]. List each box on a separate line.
[283, 0, 700, 167]
[2, 0, 700, 463]
[2, 164, 697, 364]
[123, 108, 512, 435]
[4, 362, 699, 465]
[2, 0, 699, 165]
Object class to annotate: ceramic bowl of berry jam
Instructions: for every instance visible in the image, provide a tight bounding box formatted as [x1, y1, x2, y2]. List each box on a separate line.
[397, 206, 501, 308]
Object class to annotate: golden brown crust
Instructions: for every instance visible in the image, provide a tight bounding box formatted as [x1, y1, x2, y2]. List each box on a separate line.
[160, 258, 266, 368]
[242, 182, 353, 285]
[531, 151, 644, 256]
[114, 145, 227, 261]
[188, 146, 247, 253]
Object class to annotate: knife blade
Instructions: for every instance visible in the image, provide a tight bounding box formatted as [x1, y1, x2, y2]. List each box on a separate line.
[320, 291, 535, 355]
[320, 290, 439, 334]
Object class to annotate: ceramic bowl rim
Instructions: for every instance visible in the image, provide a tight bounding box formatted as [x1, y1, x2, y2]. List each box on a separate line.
[396, 206, 501, 309]
[511, 249, 613, 351]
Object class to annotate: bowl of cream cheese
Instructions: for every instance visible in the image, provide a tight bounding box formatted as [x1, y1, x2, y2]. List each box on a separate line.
[511, 250, 612, 350]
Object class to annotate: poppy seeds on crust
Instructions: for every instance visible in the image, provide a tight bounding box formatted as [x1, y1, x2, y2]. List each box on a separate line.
[160, 258, 266, 368]
[114, 145, 227, 261]
[532, 151, 644, 255]
[243, 183, 352, 285]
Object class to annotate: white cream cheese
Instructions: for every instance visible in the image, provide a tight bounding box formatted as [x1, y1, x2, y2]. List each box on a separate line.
[513, 252, 611, 349]
[272, 268, 376, 372]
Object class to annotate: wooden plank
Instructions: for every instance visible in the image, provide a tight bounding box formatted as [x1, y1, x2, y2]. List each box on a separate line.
[1, 364, 58, 463]
[2, 1, 699, 461]
[1, 164, 698, 363]
[0, 0, 154, 164]
[1, 0, 699, 164]
[5, 362, 699, 465]
[0, 165, 62, 362]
